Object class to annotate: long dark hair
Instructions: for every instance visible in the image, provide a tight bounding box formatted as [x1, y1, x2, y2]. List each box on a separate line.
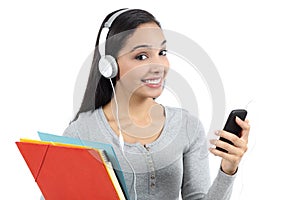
[72, 9, 161, 122]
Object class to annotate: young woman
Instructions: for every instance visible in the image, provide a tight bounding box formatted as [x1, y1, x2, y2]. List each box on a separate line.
[64, 8, 250, 200]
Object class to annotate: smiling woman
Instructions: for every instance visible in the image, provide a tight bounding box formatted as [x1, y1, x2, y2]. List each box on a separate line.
[58, 8, 250, 200]
[116, 23, 169, 100]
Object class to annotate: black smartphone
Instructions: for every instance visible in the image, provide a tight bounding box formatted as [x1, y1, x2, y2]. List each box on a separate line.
[216, 109, 247, 153]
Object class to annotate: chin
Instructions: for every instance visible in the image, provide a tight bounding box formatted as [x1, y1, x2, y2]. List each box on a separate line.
[137, 90, 162, 100]
[134, 85, 164, 99]
[148, 91, 163, 99]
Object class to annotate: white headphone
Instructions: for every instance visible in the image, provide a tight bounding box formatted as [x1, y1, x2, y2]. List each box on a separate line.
[98, 9, 138, 200]
[98, 9, 131, 79]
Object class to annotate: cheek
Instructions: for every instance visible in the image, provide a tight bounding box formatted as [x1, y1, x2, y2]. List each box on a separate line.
[118, 59, 148, 79]
[166, 59, 170, 69]
[163, 58, 170, 75]
[118, 58, 138, 78]
[117, 66, 145, 94]
[118, 60, 130, 78]
[164, 57, 170, 66]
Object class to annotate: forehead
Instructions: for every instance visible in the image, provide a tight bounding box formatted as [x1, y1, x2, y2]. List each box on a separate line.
[119, 22, 166, 55]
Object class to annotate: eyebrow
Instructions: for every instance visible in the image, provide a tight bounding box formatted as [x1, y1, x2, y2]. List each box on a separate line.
[130, 40, 167, 52]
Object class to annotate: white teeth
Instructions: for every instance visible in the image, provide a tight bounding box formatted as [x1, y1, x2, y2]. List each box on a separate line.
[143, 78, 161, 84]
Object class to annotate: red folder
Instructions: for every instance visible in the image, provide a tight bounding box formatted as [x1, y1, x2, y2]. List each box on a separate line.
[16, 141, 122, 200]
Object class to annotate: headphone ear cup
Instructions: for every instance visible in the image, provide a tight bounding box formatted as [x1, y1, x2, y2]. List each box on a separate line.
[98, 55, 118, 79]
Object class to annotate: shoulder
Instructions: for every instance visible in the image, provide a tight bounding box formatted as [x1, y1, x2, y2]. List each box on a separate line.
[63, 109, 99, 137]
[165, 106, 205, 134]
[165, 106, 207, 151]
[76, 109, 96, 121]
[165, 106, 202, 126]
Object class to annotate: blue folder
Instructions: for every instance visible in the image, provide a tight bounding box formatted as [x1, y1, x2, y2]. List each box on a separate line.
[38, 131, 130, 200]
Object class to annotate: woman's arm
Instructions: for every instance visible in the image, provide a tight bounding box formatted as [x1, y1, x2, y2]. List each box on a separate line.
[181, 116, 241, 200]
[209, 117, 250, 175]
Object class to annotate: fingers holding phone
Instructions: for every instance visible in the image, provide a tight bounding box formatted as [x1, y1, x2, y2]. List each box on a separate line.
[236, 116, 250, 141]
[213, 129, 247, 152]
[209, 109, 250, 175]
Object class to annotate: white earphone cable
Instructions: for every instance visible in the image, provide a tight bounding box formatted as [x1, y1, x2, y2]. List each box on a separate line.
[109, 78, 137, 200]
[109, 79, 123, 148]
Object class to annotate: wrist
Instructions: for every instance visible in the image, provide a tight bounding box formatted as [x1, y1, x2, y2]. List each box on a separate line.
[221, 160, 238, 175]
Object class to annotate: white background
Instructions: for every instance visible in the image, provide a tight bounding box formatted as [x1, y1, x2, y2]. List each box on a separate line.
[1, 0, 299, 199]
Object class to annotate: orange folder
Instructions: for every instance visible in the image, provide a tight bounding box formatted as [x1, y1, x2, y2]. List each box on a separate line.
[16, 141, 124, 200]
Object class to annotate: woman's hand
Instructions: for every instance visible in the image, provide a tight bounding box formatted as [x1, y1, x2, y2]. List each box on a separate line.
[209, 117, 250, 175]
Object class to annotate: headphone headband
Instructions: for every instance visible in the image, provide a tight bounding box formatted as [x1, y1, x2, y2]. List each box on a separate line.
[98, 9, 132, 79]
[98, 9, 131, 56]
[104, 9, 132, 28]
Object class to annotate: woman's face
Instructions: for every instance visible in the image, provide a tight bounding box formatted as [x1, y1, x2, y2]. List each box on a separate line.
[116, 22, 169, 99]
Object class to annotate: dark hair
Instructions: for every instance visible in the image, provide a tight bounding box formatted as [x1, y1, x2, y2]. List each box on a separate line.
[72, 9, 161, 122]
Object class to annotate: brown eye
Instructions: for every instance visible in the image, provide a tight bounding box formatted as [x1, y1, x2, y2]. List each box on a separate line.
[159, 50, 167, 56]
[135, 54, 148, 60]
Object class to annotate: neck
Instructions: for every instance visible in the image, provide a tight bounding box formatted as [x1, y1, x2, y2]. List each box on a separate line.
[111, 94, 156, 122]
[102, 83, 165, 140]
[111, 81, 158, 119]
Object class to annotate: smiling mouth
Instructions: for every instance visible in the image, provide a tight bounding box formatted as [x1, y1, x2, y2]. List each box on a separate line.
[141, 78, 162, 84]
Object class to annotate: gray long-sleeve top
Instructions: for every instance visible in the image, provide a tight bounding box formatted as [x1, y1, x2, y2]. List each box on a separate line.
[62, 106, 236, 200]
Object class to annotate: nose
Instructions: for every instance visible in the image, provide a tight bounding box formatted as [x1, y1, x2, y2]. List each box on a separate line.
[149, 55, 169, 75]
[148, 63, 168, 77]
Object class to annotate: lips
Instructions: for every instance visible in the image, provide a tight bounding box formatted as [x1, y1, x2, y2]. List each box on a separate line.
[141, 77, 163, 88]
[141, 78, 162, 84]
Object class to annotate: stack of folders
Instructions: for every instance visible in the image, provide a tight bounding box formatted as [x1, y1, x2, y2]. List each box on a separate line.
[16, 132, 130, 200]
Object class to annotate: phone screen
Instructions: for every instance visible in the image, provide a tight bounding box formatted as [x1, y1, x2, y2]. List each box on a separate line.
[216, 109, 247, 153]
